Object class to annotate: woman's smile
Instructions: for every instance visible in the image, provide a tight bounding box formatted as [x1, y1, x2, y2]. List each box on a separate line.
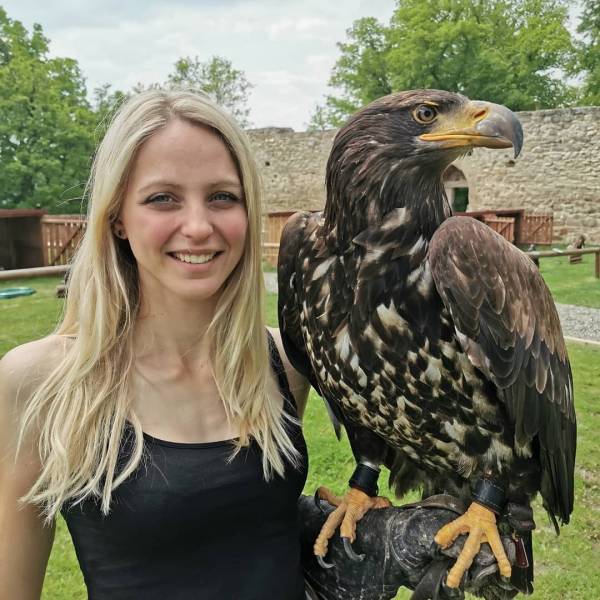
[167, 250, 222, 266]
[167, 251, 223, 272]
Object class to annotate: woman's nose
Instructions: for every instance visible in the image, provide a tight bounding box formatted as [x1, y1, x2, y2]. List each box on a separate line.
[180, 203, 214, 240]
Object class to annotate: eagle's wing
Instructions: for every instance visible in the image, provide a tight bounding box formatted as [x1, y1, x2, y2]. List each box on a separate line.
[429, 216, 576, 525]
[277, 211, 343, 437]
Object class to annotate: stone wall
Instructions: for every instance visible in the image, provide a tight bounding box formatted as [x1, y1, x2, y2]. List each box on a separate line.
[248, 127, 335, 213]
[247, 106, 600, 244]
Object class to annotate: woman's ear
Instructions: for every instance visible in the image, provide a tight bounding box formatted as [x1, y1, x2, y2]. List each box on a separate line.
[112, 219, 127, 239]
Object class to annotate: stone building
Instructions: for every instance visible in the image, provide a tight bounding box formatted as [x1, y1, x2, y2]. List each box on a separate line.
[248, 106, 600, 244]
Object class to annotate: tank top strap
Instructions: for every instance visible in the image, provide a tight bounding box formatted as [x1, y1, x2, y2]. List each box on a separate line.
[266, 329, 298, 415]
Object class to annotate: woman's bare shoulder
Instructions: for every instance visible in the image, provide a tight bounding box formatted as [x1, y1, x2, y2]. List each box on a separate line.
[0, 335, 72, 401]
[267, 327, 310, 417]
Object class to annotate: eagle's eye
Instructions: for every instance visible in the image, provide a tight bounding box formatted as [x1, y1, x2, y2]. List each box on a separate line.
[413, 104, 438, 124]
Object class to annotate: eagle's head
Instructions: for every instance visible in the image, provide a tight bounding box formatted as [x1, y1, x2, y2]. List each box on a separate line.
[324, 90, 523, 243]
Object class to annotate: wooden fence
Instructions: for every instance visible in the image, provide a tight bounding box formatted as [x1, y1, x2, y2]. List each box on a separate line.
[41, 215, 87, 266]
[479, 213, 553, 245]
[520, 213, 553, 244]
[455, 210, 553, 245]
[482, 215, 516, 243]
[262, 211, 298, 267]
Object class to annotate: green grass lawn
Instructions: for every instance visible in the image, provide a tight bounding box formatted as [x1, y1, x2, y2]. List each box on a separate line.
[1, 276, 599, 599]
[0, 277, 64, 355]
[537, 251, 600, 309]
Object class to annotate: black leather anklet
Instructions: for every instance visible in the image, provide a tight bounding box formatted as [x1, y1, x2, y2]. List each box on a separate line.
[473, 478, 506, 514]
[349, 463, 380, 497]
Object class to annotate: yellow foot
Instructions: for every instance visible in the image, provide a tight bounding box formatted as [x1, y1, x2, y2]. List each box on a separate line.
[434, 501, 512, 588]
[313, 486, 391, 561]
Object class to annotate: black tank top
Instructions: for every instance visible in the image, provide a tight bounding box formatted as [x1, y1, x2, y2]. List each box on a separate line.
[61, 334, 308, 600]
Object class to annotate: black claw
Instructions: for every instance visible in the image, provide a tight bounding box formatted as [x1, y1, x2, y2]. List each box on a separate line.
[342, 537, 365, 562]
[317, 555, 334, 569]
[313, 489, 325, 513]
[498, 575, 513, 590]
[430, 540, 443, 557]
[441, 580, 463, 599]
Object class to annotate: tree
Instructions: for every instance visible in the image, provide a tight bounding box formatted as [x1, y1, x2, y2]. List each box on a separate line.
[0, 8, 96, 212]
[306, 104, 335, 131]
[167, 55, 253, 127]
[92, 83, 128, 134]
[577, 0, 600, 104]
[311, 0, 577, 128]
[309, 17, 391, 128]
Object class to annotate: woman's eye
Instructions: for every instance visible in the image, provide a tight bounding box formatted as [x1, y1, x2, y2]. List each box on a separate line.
[413, 104, 438, 124]
[144, 193, 175, 205]
[211, 191, 241, 204]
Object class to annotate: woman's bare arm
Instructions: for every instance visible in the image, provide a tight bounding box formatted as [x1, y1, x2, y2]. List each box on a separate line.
[0, 339, 66, 600]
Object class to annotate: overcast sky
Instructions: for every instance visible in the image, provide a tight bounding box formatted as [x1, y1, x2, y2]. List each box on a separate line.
[1, 0, 398, 131]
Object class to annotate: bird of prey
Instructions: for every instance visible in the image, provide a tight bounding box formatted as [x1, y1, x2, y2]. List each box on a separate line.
[278, 90, 576, 594]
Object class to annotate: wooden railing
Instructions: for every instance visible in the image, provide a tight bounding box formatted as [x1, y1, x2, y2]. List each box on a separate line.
[0, 265, 69, 281]
[526, 247, 600, 279]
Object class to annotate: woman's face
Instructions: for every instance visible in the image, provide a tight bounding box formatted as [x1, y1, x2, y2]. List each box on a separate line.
[117, 118, 248, 306]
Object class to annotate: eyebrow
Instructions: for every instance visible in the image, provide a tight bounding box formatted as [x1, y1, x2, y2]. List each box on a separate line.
[136, 178, 242, 194]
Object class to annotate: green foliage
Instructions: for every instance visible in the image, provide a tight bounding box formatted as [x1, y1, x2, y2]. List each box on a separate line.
[126, 55, 255, 127]
[312, 0, 578, 127]
[0, 8, 96, 213]
[167, 55, 253, 127]
[306, 104, 334, 131]
[309, 17, 392, 128]
[92, 83, 129, 136]
[576, 0, 600, 105]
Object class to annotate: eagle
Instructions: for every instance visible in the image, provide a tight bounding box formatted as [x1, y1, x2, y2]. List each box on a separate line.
[278, 90, 576, 595]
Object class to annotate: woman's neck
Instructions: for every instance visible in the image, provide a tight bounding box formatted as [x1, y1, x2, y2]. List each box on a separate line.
[132, 291, 217, 366]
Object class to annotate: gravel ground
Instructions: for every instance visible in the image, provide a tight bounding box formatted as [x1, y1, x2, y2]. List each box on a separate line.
[555, 303, 600, 344]
[264, 273, 600, 343]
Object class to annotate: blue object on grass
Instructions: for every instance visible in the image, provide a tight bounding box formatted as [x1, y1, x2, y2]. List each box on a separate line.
[0, 287, 36, 299]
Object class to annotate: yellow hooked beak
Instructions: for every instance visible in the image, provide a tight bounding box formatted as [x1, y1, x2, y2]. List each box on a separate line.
[419, 100, 523, 158]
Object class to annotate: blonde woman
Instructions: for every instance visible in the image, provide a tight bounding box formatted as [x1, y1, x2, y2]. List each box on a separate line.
[0, 89, 309, 599]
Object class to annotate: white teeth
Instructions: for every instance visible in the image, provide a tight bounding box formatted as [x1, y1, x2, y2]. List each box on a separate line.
[172, 252, 217, 264]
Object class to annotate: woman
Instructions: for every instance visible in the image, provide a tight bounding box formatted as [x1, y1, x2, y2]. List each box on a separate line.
[0, 89, 309, 599]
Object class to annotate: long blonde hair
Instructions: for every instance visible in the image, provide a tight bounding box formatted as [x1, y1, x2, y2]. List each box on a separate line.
[18, 89, 299, 521]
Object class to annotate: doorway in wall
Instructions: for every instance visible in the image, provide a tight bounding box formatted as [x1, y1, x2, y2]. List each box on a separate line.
[443, 165, 469, 212]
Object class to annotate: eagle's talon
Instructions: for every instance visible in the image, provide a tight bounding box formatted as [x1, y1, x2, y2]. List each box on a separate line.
[435, 502, 512, 589]
[498, 575, 513, 590]
[313, 487, 389, 565]
[342, 536, 365, 562]
[317, 555, 334, 569]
